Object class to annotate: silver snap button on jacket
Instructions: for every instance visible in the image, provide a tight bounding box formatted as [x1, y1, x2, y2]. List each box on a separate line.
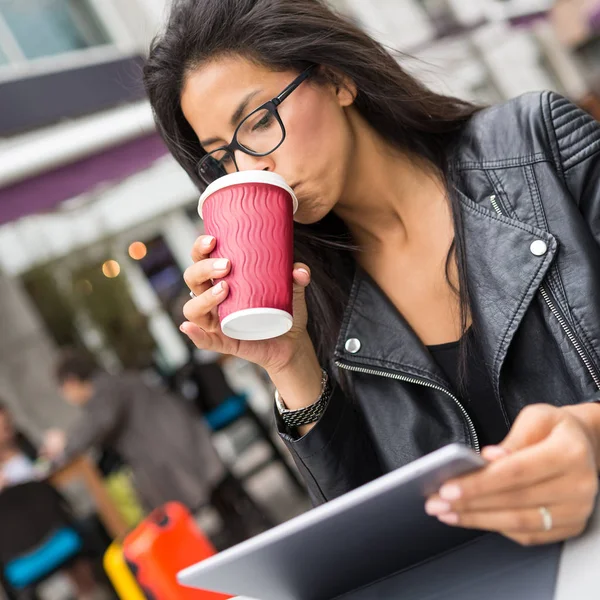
[345, 338, 361, 354]
[530, 240, 548, 256]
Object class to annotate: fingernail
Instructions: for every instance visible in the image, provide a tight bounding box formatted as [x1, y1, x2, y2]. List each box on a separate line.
[438, 513, 459, 525]
[439, 484, 462, 501]
[482, 446, 508, 460]
[425, 499, 451, 515]
[202, 236, 215, 247]
[296, 268, 310, 277]
[212, 281, 225, 295]
[213, 258, 229, 270]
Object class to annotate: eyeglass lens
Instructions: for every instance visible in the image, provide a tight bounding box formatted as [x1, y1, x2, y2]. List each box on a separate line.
[199, 107, 284, 185]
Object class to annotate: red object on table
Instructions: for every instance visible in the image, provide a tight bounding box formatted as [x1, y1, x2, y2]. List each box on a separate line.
[123, 502, 231, 600]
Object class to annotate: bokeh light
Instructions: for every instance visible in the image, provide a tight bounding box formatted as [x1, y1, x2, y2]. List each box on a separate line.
[102, 260, 121, 278]
[128, 241, 147, 260]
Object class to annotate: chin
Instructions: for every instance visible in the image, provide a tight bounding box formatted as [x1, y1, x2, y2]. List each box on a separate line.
[293, 193, 335, 226]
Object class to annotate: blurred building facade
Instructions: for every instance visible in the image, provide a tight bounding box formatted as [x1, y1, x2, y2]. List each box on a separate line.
[0, 0, 197, 437]
[0, 0, 598, 435]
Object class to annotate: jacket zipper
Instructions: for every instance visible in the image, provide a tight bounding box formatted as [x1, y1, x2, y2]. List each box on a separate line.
[335, 360, 480, 453]
[489, 195, 600, 390]
[538, 287, 600, 390]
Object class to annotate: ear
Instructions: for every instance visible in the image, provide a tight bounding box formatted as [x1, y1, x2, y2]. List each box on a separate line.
[336, 79, 357, 108]
[319, 66, 357, 107]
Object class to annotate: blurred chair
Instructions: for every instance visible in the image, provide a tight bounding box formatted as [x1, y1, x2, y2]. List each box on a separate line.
[205, 391, 305, 494]
[172, 357, 305, 494]
[123, 502, 230, 600]
[0, 481, 85, 600]
[103, 542, 145, 600]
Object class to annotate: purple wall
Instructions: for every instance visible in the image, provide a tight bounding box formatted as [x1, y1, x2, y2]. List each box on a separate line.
[0, 56, 146, 137]
[0, 133, 169, 226]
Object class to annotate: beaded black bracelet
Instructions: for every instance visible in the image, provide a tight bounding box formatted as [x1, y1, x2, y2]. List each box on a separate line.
[275, 369, 331, 428]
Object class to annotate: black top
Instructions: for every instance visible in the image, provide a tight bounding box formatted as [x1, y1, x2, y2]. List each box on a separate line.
[428, 329, 508, 448]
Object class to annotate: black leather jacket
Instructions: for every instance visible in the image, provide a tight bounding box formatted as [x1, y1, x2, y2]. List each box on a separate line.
[277, 91, 600, 505]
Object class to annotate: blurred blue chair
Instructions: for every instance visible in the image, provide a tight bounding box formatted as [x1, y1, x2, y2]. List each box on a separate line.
[204, 394, 248, 431]
[0, 481, 85, 600]
[4, 527, 82, 588]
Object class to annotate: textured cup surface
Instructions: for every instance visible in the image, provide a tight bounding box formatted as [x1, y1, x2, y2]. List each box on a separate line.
[201, 179, 294, 339]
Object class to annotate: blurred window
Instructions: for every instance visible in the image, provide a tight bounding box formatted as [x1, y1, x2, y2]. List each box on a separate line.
[0, 0, 109, 61]
[0, 43, 7, 64]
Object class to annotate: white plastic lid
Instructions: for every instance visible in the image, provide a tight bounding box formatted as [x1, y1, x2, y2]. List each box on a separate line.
[220, 308, 293, 341]
[198, 171, 298, 218]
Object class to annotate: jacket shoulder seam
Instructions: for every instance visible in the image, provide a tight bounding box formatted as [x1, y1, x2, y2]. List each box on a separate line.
[541, 90, 565, 183]
[546, 91, 600, 174]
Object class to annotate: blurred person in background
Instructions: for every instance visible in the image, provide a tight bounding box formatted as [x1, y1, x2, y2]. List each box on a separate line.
[145, 0, 600, 548]
[0, 404, 105, 600]
[43, 350, 272, 547]
[0, 405, 36, 489]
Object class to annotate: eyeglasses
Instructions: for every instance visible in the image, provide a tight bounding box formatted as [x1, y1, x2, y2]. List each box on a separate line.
[197, 65, 316, 186]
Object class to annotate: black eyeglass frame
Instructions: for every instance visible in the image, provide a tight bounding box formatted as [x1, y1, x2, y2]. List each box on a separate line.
[197, 65, 316, 183]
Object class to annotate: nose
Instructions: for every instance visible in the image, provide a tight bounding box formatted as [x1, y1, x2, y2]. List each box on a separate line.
[235, 150, 275, 173]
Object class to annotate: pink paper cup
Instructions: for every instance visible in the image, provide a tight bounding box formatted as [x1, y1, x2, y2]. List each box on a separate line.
[198, 171, 298, 341]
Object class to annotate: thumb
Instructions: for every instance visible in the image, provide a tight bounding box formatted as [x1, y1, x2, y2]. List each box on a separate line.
[292, 263, 311, 290]
[291, 263, 311, 329]
[499, 404, 559, 453]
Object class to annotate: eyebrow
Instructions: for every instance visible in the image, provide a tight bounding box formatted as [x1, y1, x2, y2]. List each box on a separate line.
[199, 89, 262, 149]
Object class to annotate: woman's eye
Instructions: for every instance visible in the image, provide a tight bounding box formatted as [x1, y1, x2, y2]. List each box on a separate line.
[252, 112, 273, 131]
[220, 154, 233, 165]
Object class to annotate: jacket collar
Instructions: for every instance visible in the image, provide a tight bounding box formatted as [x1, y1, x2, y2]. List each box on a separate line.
[333, 191, 557, 394]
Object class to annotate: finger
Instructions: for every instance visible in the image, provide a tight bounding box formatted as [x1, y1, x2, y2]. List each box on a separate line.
[481, 445, 510, 462]
[292, 263, 311, 287]
[506, 526, 586, 547]
[191, 235, 216, 262]
[291, 263, 311, 326]
[438, 426, 574, 501]
[427, 472, 593, 513]
[437, 503, 585, 533]
[499, 404, 560, 453]
[179, 321, 239, 356]
[183, 281, 229, 329]
[184, 257, 231, 296]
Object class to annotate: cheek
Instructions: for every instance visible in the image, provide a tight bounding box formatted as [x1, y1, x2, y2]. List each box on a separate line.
[280, 88, 348, 170]
[278, 99, 352, 217]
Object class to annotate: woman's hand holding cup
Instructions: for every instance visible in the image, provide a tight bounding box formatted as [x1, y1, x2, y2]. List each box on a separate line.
[181, 172, 325, 433]
[181, 233, 314, 376]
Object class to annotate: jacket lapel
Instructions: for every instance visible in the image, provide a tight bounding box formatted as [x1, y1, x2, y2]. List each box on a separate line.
[333, 191, 557, 400]
[333, 265, 451, 389]
[458, 191, 557, 396]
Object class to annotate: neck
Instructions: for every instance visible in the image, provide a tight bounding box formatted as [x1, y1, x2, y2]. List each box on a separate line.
[334, 109, 450, 254]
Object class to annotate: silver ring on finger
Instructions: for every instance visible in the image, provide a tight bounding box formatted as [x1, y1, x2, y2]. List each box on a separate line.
[189, 291, 197, 299]
[539, 506, 553, 532]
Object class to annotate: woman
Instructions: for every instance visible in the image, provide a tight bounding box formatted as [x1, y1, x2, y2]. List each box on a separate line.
[144, 0, 600, 546]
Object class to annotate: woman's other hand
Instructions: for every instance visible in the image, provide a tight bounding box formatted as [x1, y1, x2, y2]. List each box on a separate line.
[425, 404, 600, 545]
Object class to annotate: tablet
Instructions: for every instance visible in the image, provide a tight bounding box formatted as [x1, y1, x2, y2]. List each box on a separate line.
[179, 443, 486, 600]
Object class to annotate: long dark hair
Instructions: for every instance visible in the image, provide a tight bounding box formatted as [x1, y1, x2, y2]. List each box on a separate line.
[144, 0, 481, 391]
